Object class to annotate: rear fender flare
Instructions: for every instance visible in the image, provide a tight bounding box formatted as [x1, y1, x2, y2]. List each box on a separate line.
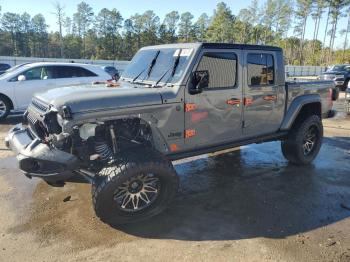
[280, 94, 321, 131]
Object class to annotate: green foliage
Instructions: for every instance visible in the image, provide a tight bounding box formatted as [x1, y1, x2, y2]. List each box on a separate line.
[206, 2, 236, 43]
[1, 0, 350, 66]
[178, 12, 194, 42]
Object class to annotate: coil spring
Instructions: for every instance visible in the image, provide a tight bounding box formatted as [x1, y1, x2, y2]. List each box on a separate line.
[94, 140, 114, 162]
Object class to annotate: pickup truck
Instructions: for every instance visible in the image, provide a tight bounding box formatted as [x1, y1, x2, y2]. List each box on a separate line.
[320, 64, 350, 91]
[5, 43, 334, 226]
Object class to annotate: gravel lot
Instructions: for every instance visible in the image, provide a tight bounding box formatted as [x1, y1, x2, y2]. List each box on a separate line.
[0, 94, 349, 262]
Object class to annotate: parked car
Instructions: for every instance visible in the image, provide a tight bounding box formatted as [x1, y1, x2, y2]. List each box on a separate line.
[5, 63, 32, 73]
[102, 66, 120, 80]
[320, 64, 350, 91]
[0, 62, 111, 120]
[346, 83, 350, 115]
[0, 63, 11, 75]
[6, 43, 334, 226]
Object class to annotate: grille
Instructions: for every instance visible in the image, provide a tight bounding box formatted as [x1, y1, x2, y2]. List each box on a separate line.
[27, 113, 48, 139]
[323, 74, 336, 80]
[31, 99, 48, 112]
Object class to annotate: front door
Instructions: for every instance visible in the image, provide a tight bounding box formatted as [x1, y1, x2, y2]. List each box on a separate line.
[184, 50, 243, 148]
[14, 66, 55, 109]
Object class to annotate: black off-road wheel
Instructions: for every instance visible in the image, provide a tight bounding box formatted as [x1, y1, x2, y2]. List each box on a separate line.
[0, 95, 11, 121]
[342, 80, 349, 91]
[332, 86, 339, 101]
[92, 149, 179, 225]
[281, 115, 323, 165]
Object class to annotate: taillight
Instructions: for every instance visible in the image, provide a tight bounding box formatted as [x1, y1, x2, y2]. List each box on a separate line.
[328, 88, 333, 107]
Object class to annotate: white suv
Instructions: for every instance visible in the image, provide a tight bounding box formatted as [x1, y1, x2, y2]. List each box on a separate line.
[0, 62, 111, 120]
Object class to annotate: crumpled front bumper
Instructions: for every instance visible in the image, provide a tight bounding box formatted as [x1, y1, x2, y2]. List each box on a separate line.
[5, 124, 79, 178]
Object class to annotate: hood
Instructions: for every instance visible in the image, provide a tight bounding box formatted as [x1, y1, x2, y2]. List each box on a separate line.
[323, 70, 346, 75]
[35, 82, 163, 113]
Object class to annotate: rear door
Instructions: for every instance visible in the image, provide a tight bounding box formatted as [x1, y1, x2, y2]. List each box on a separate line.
[242, 51, 284, 137]
[50, 66, 98, 86]
[184, 49, 243, 148]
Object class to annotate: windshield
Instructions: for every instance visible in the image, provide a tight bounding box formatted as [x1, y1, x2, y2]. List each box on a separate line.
[328, 65, 350, 72]
[121, 48, 194, 85]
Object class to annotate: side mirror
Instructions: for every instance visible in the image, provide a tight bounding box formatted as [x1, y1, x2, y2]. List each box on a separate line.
[189, 70, 209, 94]
[17, 75, 26, 81]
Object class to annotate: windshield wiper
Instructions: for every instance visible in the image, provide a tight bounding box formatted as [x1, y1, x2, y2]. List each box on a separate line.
[131, 69, 146, 83]
[146, 50, 160, 78]
[170, 49, 182, 77]
[131, 50, 160, 84]
[153, 49, 182, 87]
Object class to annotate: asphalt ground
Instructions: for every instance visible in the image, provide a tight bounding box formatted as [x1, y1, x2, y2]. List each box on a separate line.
[0, 94, 349, 262]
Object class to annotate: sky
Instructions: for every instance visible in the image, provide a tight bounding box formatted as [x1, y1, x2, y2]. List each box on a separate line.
[0, 0, 348, 49]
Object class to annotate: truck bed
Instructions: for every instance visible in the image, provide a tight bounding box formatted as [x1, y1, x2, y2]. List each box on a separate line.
[286, 80, 334, 117]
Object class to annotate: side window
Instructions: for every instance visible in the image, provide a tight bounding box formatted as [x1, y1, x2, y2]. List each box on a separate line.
[22, 67, 44, 80]
[196, 52, 237, 89]
[43, 66, 55, 79]
[51, 66, 75, 78]
[247, 53, 275, 86]
[74, 67, 97, 77]
[50, 66, 97, 78]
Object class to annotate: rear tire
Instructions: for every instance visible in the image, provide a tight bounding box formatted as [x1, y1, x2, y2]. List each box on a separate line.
[281, 115, 323, 165]
[0, 95, 11, 121]
[92, 149, 179, 225]
[342, 80, 349, 92]
[332, 86, 339, 101]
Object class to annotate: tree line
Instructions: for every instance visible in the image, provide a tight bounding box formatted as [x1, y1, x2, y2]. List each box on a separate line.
[1, 0, 350, 65]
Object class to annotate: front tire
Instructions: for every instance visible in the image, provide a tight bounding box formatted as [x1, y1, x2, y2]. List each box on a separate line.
[92, 149, 179, 225]
[281, 115, 323, 165]
[0, 95, 11, 121]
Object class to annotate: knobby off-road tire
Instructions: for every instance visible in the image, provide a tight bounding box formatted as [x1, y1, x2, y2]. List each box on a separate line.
[0, 95, 11, 121]
[92, 149, 179, 225]
[281, 115, 323, 165]
[332, 86, 339, 101]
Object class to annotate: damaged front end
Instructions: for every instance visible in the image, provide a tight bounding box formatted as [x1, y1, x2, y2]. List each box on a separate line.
[5, 98, 80, 184]
[6, 97, 154, 186]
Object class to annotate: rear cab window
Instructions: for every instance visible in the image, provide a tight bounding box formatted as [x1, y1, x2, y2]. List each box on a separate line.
[247, 53, 275, 86]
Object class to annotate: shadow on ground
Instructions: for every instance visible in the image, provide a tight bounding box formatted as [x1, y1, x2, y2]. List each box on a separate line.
[2, 141, 350, 245]
[113, 142, 350, 241]
[0, 114, 23, 126]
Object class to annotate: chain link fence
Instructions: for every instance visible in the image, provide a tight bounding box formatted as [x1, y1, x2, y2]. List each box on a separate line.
[0, 56, 130, 73]
[285, 65, 328, 77]
[0, 56, 330, 77]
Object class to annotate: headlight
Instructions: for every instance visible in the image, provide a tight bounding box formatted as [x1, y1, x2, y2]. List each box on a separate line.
[79, 123, 98, 140]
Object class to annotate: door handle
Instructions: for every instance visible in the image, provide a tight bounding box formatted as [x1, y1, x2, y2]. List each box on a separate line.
[226, 98, 241, 106]
[263, 95, 277, 102]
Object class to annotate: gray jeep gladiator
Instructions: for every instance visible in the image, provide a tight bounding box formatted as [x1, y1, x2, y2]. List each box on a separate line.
[6, 43, 334, 225]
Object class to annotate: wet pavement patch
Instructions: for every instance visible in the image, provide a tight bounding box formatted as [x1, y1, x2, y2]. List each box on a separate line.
[0, 139, 349, 251]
